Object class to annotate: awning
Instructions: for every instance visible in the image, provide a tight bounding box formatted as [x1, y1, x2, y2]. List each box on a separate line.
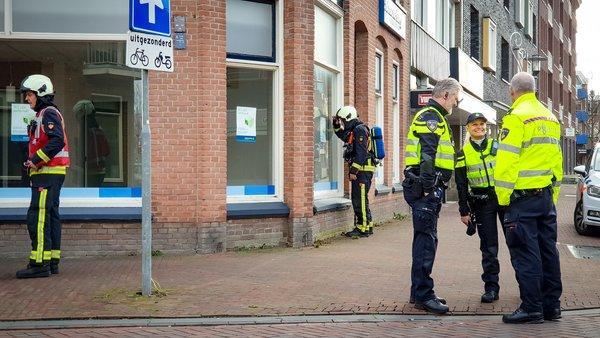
[446, 91, 497, 125]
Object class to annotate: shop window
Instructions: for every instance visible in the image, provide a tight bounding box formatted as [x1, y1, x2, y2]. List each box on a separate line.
[501, 38, 509, 82]
[375, 51, 384, 185]
[314, 3, 343, 197]
[226, 68, 275, 196]
[469, 6, 480, 61]
[226, 0, 275, 62]
[482, 17, 497, 72]
[0, 41, 141, 196]
[392, 62, 400, 184]
[12, 0, 128, 34]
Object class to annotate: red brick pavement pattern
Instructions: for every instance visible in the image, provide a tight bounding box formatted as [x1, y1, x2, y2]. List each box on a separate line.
[3, 314, 600, 338]
[1, 186, 599, 320]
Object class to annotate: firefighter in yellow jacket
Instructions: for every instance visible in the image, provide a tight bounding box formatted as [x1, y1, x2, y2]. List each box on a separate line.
[495, 72, 563, 324]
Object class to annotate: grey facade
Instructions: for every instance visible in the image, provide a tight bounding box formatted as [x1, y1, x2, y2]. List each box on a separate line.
[459, 0, 539, 112]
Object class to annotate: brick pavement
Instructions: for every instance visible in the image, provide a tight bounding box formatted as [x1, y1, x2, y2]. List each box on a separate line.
[0, 185, 599, 321]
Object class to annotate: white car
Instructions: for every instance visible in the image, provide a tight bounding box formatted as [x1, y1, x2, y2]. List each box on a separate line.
[574, 152, 600, 236]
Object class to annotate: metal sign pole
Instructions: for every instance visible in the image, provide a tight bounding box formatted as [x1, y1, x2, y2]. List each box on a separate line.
[141, 69, 152, 296]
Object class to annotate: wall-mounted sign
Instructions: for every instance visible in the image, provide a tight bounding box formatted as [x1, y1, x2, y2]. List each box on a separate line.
[379, 0, 407, 39]
[410, 90, 433, 109]
[565, 127, 575, 137]
[450, 48, 484, 99]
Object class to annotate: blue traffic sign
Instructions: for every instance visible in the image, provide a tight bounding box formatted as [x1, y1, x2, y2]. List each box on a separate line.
[130, 0, 171, 37]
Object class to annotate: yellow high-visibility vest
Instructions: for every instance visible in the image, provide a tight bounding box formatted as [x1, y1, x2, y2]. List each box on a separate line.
[494, 92, 563, 206]
[456, 138, 495, 188]
[404, 106, 454, 170]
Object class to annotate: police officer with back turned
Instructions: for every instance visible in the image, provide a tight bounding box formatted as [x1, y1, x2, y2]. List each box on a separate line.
[455, 112, 504, 304]
[496, 72, 563, 324]
[402, 78, 462, 314]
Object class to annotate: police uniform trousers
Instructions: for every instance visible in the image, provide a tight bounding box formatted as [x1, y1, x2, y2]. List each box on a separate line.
[402, 176, 443, 302]
[470, 192, 505, 294]
[503, 187, 562, 314]
[351, 171, 373, 232]
[27, 174, 64, 266]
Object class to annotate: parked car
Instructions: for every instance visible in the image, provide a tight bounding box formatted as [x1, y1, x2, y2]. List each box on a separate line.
[574, 147, 600, 236]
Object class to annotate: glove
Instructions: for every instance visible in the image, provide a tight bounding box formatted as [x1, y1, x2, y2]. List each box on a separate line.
[332, 116, 342, 129]
[23, 160, 38, 170]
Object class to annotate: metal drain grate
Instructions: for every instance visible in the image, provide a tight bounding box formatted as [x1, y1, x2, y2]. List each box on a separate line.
[566, 245, 600, 260]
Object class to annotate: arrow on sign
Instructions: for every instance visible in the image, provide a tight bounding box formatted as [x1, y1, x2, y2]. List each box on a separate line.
[139, 0, 164, 24]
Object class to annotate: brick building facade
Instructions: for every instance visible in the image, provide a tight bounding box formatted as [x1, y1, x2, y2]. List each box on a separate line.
[0, 0, 411, 257]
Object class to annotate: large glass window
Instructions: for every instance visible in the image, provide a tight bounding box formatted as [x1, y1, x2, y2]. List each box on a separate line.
[226, 68, 274, 196]
[226, 0, 275, 62]
[470, 6, 480, 61]
[12, 0, 128, 34]
[314, 3, 342, 197]
[0, 40, 141, 191]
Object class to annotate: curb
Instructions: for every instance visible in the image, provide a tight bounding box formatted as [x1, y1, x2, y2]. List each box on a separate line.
[2, 308, 600, 330]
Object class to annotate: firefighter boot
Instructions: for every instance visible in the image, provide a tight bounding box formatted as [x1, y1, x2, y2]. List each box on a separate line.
[16, 264, 51, 279]
[344, 227, 369, 238]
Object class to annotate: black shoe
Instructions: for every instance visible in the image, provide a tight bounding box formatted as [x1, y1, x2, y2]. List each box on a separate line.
[544, 308, 561, 321]
[16, 265, 51, 279]
[481, 291, 499, 303]
[50, 264, 59, 274]
[367, 227, 373, 235]
[410, 296, 446, 305]
[502, 308, 544, 324]
[344, 228, 369, 238]
[414, 298, 449, 314]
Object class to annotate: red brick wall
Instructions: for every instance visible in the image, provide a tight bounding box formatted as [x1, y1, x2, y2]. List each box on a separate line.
[0, 0, 411, 258]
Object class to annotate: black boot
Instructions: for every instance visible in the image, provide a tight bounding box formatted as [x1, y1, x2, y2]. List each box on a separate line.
[481, 291, 499, 303]
[544, 308, 561, 321]
[50, 259, 59, 274]
[410, 295, 446, 305]
[414, 298, 449, 314]
[16, 264, 51, 279]
[502, 308, 544, 324]
[366, 226, 373, 235]
[344, 227, 368, 238]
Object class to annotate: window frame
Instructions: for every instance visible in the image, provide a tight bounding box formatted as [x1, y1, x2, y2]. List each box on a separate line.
[226, 0, 277, 63]
[374, 49, 384, 186]
[313, 0, 344, 199]
[392, 60, 400, 184]
[226, 0, 283, 203]
[0, 0, 129, 40]
[482, 17, 497, 72]
[469, 5, 480, 62]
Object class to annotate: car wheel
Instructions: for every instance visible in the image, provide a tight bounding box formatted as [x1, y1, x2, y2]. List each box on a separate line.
[574, 201, 593, 236]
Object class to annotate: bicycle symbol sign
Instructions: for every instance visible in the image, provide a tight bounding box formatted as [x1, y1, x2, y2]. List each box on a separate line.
[126, 31, 174, 72]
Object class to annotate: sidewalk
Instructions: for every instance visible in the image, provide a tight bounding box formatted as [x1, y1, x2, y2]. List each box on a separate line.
[1, 185, 599, 321]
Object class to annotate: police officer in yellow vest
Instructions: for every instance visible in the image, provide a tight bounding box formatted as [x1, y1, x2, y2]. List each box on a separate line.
[496, 72, 563, 324]
[455, 112, 504, 304]
[403, 78, 462, 314]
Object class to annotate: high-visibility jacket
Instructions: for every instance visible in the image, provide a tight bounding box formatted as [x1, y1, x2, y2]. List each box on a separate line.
[455, 138, 496, 188]
[494, 92, 563, 206]
[28, 106, 70, 176]
[404, 106, 454, 170]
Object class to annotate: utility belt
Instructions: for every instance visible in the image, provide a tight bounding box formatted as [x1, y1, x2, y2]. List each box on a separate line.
[510, 185, 552, 202]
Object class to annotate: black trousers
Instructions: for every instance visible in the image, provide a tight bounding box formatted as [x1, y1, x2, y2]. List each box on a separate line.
[471, 195, 505, 293]
[27, 174, 64, 266]
[403, 176, 444, 302]
[351, 172, 373, 232]
[503, 187, 562, 313]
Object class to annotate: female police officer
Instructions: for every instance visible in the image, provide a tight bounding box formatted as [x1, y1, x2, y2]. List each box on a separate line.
[455, 112, 504, 303]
